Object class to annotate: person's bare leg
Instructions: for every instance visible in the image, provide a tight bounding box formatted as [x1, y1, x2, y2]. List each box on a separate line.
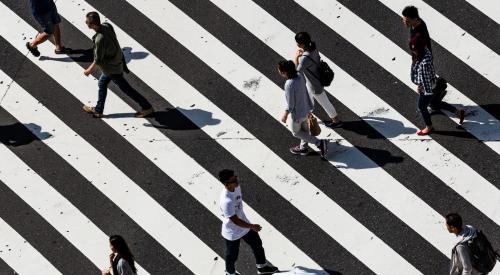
[53, 24, 62, 51]
[30, 32, 49, 48]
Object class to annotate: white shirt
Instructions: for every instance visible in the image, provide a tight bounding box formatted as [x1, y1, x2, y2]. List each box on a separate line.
[220, 186, 250, 241]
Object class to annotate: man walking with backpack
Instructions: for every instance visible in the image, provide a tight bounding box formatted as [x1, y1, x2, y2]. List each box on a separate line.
[82, 12, 154, 118]
[446, 213, 499, 274]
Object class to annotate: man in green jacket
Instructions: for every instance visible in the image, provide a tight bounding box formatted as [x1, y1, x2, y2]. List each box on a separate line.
[83, 11, 153, 118]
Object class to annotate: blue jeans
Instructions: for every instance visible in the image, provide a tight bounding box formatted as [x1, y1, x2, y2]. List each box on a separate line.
[95, 73, 152, 114]
[418, 93, 433, 127]
[224, 230, 266, 274]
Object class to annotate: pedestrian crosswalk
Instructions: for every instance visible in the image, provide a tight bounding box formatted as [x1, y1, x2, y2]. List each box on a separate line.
[0, 0, 499, 274]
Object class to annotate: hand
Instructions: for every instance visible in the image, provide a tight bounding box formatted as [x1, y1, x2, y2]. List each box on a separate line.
[84, 68, 92, 76]
[109, 253, 115, 264]
[295, 49, 304, 58]
[416, 85, 422, 94]
[251, 224, 262, 232]
[281, 113, 288, 123]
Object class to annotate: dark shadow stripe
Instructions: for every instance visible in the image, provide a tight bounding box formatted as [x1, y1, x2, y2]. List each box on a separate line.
[0, 257, 18, 275]
[422, 0, 500, 56]
[83, 0, 452, 272]
[337, 0, 500, 120]
[0, 53, 193, 274]
[0, 175, 98, 274]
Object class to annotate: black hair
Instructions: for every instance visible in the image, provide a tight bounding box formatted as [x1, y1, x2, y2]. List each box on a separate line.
[278, 60, 298, 79]
[445, 213, 463, 229]
[86, 11, 101, 25]
[402, 6, 419, 19]
[295, 32, 317, 51]
[218, 169, 235, 184]
[109, 235, 137, 273]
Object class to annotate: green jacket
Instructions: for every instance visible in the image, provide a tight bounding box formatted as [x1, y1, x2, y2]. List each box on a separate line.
[92, 23, 123, 75]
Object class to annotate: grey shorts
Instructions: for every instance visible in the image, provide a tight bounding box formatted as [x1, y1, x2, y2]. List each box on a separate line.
[33, 6, 61, 35]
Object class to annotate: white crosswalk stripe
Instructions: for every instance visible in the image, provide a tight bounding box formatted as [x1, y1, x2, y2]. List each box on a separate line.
[0, 0, 499, 274]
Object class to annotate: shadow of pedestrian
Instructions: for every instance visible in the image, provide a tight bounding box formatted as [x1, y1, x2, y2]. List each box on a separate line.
[0, 122, 51, 146]
[39, 48, 94, 63]
[122, 47, 149, 64]
[143, 107, 221, 130]
[342, 117, 416, 139]
[277, 266, 342, 274]
[325, 141, 403, 168]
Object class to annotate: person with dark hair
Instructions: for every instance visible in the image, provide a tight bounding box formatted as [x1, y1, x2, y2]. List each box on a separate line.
[218, 169, 278, 275]
[102, 235, 137, 275]
[278, 60, 328, 159]
[83, 12, 154, 118]
[25, 0, 71, 57]
[445, 213, 482, 275]
[410, 34, 435, 135]
[294, 32, 342, 128]
[402, 5, 432, 53]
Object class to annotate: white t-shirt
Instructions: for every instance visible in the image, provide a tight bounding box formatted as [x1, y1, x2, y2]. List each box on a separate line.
[220, 186, 250, 241]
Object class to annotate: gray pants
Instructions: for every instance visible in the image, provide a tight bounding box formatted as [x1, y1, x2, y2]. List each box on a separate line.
[289, 116, 319, 149]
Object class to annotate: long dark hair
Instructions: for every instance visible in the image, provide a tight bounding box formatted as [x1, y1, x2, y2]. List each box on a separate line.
[295, 32, 317, 51]
[278, 60, 298, 79]
[110, 235, 137, 273]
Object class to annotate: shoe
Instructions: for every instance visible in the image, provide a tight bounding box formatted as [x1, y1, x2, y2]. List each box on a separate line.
[134, 107, 154, 118]
[257, 265, 278, 274]
[290, 145, 309, 156]
[317, 139, 328, 160]
[324, 120, 343, 128]
[26, 42, 40, 57]
[54, 46, 72, 54]
[457, 109, 465, 125]
[225, 272, 240, 275]
[417, 128, 433, 136]
[82, 105, 103, 118]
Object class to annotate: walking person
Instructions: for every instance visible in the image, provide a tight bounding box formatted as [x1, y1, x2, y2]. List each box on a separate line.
[410, 35, 464, 135]
[101, 235, 137, 275]
[294, 32, 342, 128]
[446, 213, 482, 275]
[83, 11, 154, 118]
[26, 0, 71, 57]
[218, 169, 279, 275]
[278, 60, 328, 159]
[402, 5, 432, 52]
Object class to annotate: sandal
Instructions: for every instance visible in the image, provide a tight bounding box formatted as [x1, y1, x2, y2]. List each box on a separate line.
[54, 46, 72, 54]
[26, 42, 40, 57]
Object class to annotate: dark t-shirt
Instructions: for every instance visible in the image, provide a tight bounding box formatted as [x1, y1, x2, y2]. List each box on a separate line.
[410, 19, 432, 52]
[29, 0, 56, 16]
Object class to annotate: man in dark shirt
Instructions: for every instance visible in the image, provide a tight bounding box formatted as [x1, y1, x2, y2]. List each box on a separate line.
[26, 0, 70, 57]
[402, 5, 432, 53]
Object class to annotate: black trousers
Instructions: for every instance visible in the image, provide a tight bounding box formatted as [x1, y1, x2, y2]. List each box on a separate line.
[224, 230, 266, 274]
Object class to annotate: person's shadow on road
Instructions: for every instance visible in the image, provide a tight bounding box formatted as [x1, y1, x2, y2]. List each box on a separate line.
[0, 122, 51, 146]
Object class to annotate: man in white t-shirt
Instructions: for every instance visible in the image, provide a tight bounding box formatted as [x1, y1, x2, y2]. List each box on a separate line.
[219, 169, 279, 275]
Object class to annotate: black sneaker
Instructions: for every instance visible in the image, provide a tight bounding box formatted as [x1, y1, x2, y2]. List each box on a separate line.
[26, 42, 40, 57]
[289, 145, 309, 156]
[324, 120, 343, 128]
[257, 265, 278, 274]
[318, 139, 328, 160]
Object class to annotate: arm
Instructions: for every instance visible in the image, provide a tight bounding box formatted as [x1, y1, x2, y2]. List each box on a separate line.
[283, 82, 294, 123]
[84, 61, 97, 76]
[229, 215, 261, 232]
[456, 245, 473, 275]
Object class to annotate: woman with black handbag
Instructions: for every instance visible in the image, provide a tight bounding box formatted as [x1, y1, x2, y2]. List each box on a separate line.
[294, 32, 342, 128]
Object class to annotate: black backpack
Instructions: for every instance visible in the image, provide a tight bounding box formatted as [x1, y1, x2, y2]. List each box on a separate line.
[465, 230, 499, 273]
[304, 55, 334, 87]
